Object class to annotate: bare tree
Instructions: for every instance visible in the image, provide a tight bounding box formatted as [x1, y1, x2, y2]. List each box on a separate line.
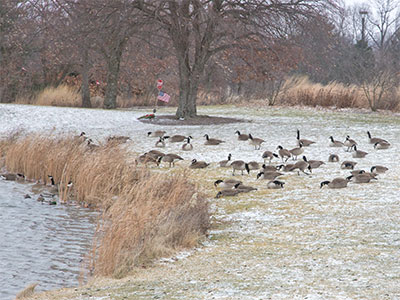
[137, 0, 328, 119]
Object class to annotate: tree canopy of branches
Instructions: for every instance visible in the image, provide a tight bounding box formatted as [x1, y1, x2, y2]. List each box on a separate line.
[137, 0, 331, 118]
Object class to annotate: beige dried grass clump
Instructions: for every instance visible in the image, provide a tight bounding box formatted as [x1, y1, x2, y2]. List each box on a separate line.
[91, 171, 209, 278]
[15, 283, 38, 299]
[35, 85, 81, 107]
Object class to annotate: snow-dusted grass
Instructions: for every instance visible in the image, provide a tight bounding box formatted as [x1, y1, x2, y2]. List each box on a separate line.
[2, 103, 400, 299]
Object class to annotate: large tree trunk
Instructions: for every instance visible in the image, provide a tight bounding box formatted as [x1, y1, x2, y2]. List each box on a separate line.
[103, 47, 122, 109]
[175, 58, 201, 119]
[81, 48, 91, 108]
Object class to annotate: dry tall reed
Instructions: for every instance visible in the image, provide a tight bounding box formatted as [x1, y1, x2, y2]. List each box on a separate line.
[1, 134, 209, 277]
[280, 76, 365, 108]
[91, 171, 209, 278]
[35, 85, 82, 107]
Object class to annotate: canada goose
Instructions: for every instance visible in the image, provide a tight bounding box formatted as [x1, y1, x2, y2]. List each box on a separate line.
[158, 154, 184, 167]
[297, 129, 315, 147]
[329, 136, 344, 147]
[0, 172, 25, 181]
[215, 189, 241, 198]
[262, 151, 279, 164]
[276, 146, 291, 162]
[293, 157, 312, 175]
[182, 137, 193, 151]
[233, 183, 257, 193]
[347, 174, 377, 183]
[230, 160, 250, 176]
[87, 139, 100, 150]
[165, 135, 190, 143]
[374, 141, 391, 149]
[350, 169, 365, 176]
[341, 160, 357, 170]
[247, 161, 261, 173]
[256, 171, 283, 180]
[262, 164, 278, 172]
[219, 154, 232, 167]
[320, 177, 349, 189]
[306, 157, 325, 169]
[147, 150, 165, 159]
[371, 165, 388, 174]
[344, 135, 357, 152]
[204, 134, 224, 145]
[74, 131, 87, 142]
[289, 142, 304, 160]
[155, 137, 166, 148]
[367, 131, 388, 144]
[189, 159, 209, 169]
[267, 180, 285, 189]
[328, 154, 339, 162]
[136, 153, 159, 165]
[277, 164, 296, 172]
[47, 175, 61, 194]
[107, 135, 130, 143]
[147, 130, 166, 137]
[214, 179, 242, 189]
[235, 130, 249, 141]
[351, 145, 368, 158]
[248, 134, 265, 150]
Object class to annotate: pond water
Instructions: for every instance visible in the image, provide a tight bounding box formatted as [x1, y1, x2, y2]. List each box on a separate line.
[0, 180, 98, 300]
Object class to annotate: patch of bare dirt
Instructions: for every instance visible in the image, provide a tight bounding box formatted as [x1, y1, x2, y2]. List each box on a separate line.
[138, 114, 249, 126]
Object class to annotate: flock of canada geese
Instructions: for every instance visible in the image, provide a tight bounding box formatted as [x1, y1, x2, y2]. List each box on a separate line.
[139, 129, 391, 198]
[0, 128, 391, 201]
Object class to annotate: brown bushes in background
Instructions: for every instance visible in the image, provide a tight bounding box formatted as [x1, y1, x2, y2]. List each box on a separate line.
[0, 134, 209, 277]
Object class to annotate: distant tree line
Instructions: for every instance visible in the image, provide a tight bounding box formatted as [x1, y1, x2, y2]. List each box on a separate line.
[1, 0, 399, 117]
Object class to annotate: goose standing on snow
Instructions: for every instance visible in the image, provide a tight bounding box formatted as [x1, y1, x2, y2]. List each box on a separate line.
[215, 189, 241, 198]
[219, 154, 232, 167]
[147, 130, 166, 137]
[230, 160, 250, 176]
[297, 129, 315, 147]
[262, 151, 279, 164]
[182, 137, 193, 151]
[344, 135, 357, 152]
[158, 154, 184, 167]
[214, 179, 242, 189]
[341, 160, 357, 170]
[351, 145, 368, 158]
[293, 156, 312, 175]
[235, 130, 249, 141]
[329, 136, 344, 147]
[256, 171, 283, 180]
[347, 174, 378, 184]
[277, 145, 291, 162]
[204, 134, 224, 145]
[289, 142, 304, 160]
[165, 135, 190, 143]
[320, 177, 349, 189]
[328, 154, 339, 162]
[155, 137, 166, 148]
[248, 134, 265, 150]
[371, 165, 388, 174]
[374, 141, 391, 149]
[367, 131, 388, 144]
[233, 183, 257, 193]
[189, 159, 210, 169]
[267, 180, 285, 189]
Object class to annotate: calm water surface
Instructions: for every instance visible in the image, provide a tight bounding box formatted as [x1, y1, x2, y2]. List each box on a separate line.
[0, 180, 98, 300]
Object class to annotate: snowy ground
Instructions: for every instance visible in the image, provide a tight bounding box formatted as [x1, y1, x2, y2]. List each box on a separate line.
[2, 103, 400, 299]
